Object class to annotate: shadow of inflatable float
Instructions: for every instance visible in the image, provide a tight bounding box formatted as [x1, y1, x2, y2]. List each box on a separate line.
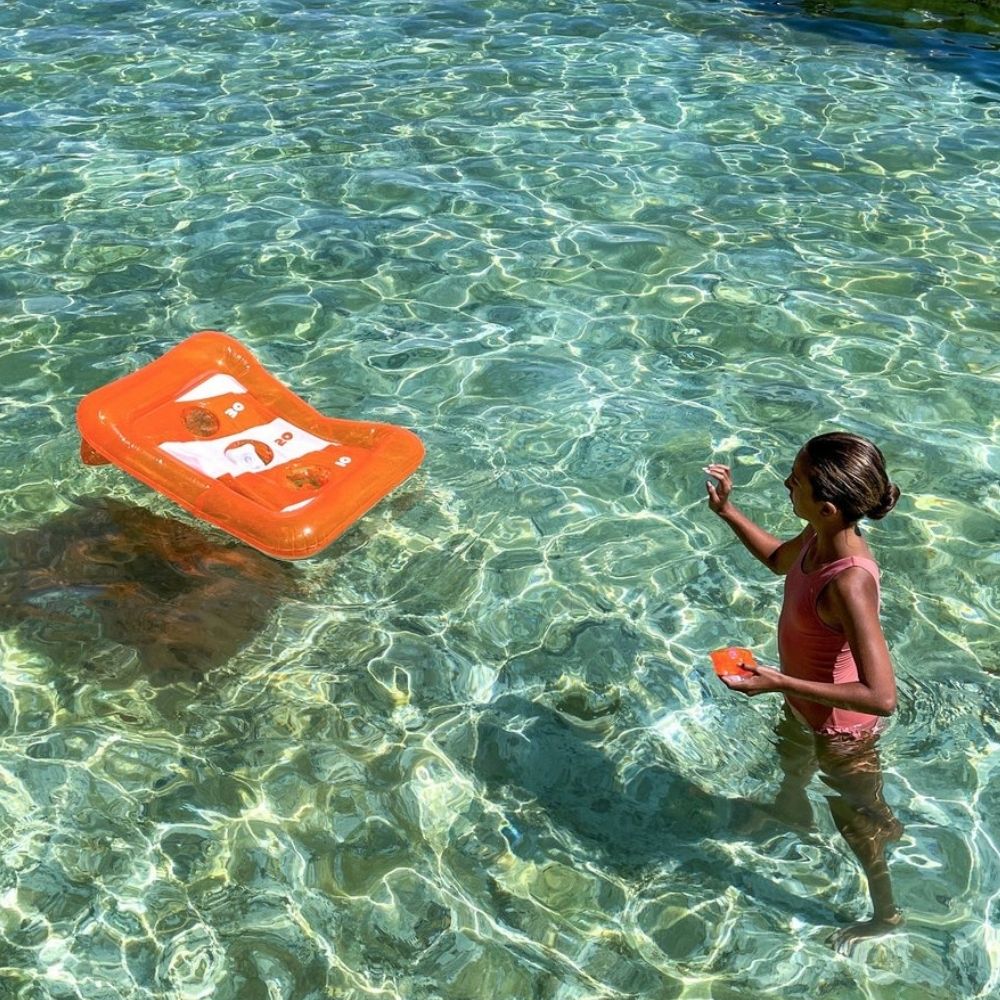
[0, 498, 297, 673]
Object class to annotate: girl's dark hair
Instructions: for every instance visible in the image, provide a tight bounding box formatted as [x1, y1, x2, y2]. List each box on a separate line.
[803, 432, 900, 523]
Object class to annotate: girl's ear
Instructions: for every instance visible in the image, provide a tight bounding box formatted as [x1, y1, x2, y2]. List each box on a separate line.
[819, 500, 839, 520]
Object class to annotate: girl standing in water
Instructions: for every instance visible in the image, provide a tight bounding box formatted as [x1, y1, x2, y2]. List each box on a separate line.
[706, 432, 904, 949]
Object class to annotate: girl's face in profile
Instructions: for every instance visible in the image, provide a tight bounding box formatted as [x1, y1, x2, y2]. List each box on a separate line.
[785, 452, 820, 521]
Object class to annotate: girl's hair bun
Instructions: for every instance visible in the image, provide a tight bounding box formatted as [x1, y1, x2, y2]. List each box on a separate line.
[804, 432, 899, 524]
[866, 483, 900, 520]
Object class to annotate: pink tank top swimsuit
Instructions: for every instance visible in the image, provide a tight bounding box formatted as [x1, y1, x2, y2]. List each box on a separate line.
[777, 533, 883, 738]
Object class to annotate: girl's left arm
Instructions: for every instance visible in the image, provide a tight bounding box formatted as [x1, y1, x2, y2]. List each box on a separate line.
[722, 568, 897, 716]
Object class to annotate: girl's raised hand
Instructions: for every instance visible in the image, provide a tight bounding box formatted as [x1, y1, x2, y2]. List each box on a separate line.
[704, 463, 733, 514]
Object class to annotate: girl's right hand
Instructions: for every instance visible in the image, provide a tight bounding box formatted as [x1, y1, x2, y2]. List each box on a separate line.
[704, 463, 733, 514]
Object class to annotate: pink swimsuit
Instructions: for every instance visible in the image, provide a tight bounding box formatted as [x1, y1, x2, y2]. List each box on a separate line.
[777, 533, 882, 738]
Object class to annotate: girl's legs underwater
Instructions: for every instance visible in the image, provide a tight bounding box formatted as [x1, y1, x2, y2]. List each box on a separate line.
[770, 709, 820, 831]
[728, 711, 819, 836]
[749, 711, 903, 949]
[815, 728, 904, 947]
[727, 712, 904, 949]
[731, 712, 903, 950]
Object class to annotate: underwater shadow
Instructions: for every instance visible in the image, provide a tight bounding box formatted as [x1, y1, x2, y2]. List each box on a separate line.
[473, 694, 833, 922]
[0, 497, 298, 673]
[741, 0, 1000, 95]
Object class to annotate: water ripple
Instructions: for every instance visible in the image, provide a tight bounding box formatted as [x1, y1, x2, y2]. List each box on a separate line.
[0, 1, 998, 998]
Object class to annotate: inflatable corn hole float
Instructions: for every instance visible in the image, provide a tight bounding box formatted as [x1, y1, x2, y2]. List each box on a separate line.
[77, 331, 424, 559]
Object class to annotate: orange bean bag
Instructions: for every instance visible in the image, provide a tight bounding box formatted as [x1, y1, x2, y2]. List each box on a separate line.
[709, 646, 757, 678]
[77, 331, 425, 559]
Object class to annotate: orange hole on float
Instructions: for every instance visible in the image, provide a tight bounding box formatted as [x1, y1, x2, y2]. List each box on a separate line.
[709, 647, 757, 678]
[76, 331, 425, 560]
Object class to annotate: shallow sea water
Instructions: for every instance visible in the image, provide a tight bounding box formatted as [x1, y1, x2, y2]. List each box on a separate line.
[1, 1, 998, 997]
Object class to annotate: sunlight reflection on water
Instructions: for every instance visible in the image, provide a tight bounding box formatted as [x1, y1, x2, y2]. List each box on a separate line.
[0, 1, 997, 998]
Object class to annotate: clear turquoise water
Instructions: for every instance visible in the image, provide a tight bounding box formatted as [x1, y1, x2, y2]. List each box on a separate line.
[1, 1, 998, 997]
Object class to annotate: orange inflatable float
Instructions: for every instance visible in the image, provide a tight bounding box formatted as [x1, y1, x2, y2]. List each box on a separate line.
[77, 331, 425, 559]
[709, 647, 757, 678]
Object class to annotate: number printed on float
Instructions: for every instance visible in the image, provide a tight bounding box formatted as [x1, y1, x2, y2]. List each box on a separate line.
[225, 401, 245, 419]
